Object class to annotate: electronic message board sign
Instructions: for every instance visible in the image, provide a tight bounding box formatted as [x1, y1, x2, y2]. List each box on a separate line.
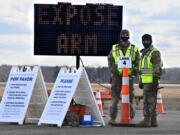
[34, 3, 123, 56]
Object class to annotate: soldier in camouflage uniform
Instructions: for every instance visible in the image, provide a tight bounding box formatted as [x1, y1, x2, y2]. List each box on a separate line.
[137, 34, 163, 127]
[108, 29, 140, 124]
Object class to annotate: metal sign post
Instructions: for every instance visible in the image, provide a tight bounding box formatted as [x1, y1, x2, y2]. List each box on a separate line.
[76, 55, 80, 69]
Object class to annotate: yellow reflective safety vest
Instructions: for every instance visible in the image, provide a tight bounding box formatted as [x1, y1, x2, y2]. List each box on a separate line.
[112, 44, 138, 75]
[139, 48, 157, 83]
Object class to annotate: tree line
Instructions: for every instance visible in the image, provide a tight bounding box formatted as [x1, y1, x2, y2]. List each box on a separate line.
[0, 65, 179, 84]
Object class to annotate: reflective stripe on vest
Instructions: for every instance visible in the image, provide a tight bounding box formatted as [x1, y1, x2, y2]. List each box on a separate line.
[112, 44, 138, 75]
[140, 48, 157, 83]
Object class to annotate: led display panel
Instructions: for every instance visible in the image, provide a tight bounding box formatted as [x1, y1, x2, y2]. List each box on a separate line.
[34, 3, 123, 56]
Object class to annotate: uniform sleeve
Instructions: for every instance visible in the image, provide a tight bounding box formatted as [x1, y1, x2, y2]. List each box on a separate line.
[151, 50, 163, 78]
[133, 49, 140, 76]
[107, 50, 118, 76]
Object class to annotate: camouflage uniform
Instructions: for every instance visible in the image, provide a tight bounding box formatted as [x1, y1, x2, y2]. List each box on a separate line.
[140, 45, 163, 117]
[108, 40, 140, 121]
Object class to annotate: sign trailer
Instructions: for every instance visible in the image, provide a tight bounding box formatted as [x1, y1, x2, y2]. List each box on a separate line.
[34, 2, 123, 68]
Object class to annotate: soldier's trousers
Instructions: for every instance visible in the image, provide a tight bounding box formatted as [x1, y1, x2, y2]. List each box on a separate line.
[143, 83, 157, 117]
[110, 76, 135, 120]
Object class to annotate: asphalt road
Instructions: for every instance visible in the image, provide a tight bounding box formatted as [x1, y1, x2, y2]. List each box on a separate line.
[0, 110, 180, 135]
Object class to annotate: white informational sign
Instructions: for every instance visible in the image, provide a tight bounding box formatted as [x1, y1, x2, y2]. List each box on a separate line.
[118, 56, 132, 68]
[0, 66, 48, 125]
[39, 67, 105, 127]
[38, 68, 80, 127]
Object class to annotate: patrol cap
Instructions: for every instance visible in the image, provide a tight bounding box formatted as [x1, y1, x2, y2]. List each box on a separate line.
[142, 34, 152, 42]
[120, 29, 130, 37]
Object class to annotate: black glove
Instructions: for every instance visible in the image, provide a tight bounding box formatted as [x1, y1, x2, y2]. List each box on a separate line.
[133, 70, 139, 76]
[112, 65, 119, 75]
[139, 82, 143, 89]
[152, 77, 159, 91]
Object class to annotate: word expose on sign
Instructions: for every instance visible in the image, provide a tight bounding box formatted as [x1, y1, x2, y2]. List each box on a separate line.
[34, 2, 123, 56]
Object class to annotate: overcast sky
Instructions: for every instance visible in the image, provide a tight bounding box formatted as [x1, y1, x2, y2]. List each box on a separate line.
[0, 0, 180, 68]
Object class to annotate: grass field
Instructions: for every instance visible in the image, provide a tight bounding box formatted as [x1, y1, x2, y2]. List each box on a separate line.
[0, 83, 180, 110]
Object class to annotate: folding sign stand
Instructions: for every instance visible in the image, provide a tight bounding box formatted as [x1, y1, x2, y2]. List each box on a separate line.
[0, 66, 48, 125]
[38, 67, 105, 127]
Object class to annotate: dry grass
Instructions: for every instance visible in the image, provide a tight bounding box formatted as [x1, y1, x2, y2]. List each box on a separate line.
[0, 83, 180, 110]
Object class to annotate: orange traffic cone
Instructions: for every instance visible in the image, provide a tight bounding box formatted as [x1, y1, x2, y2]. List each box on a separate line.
[120, 68, 131, 124]
[157, 90, 166, 114]
[95, 88, 105, 117]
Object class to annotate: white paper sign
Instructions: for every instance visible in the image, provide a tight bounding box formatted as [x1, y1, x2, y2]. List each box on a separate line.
[0, 66, 39, 124]
[38, 68, 81, 127]
[118, 56, 132, 68]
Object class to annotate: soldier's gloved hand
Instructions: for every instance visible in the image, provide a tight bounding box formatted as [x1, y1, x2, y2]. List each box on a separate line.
[139, 82, 143, 89]
[111, 67, 118, 76]
[152, 77, 159, 91]
[113, 69, 119, 76]
[133, 70, 139, 76]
